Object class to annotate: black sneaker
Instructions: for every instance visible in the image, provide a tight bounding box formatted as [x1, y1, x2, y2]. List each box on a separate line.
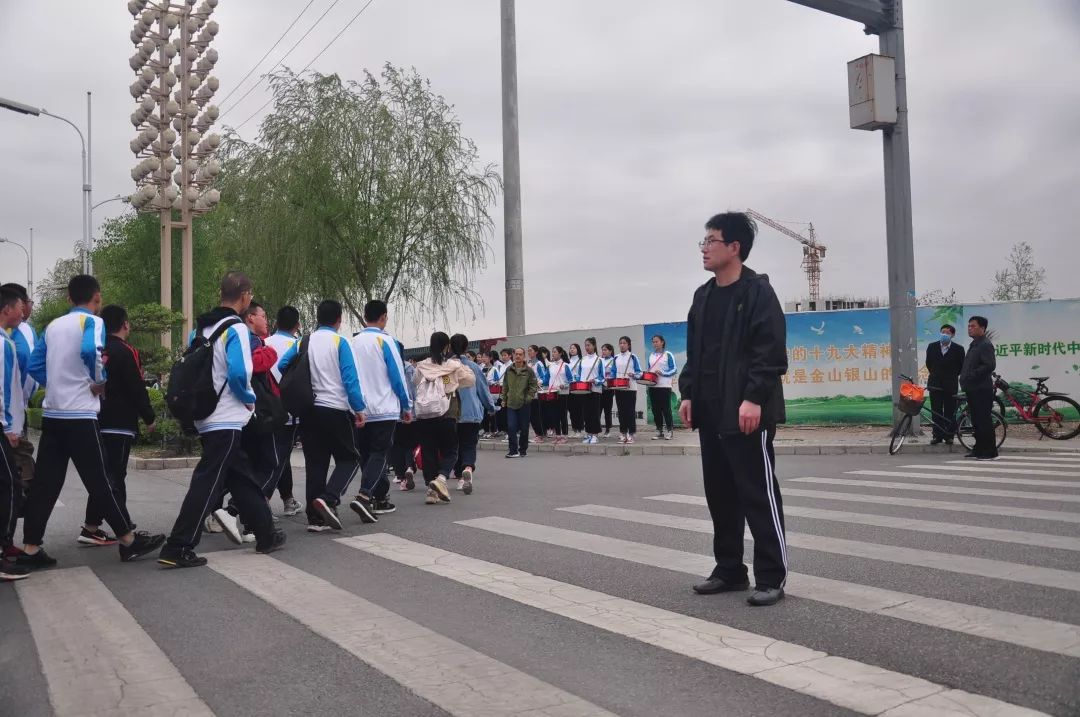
[348, 494, 378, 523]
[157, 548, 208, 569]
[505, 452, 520, 458]
[16, 549, 57, 570]
[372, 499, 396, 515]
[119, 532, 167, 562]
[312, 498, 343, 530]
[77, 527, 118, 546]
[256, 528, 287, 555]
[0, 560, 31, 581]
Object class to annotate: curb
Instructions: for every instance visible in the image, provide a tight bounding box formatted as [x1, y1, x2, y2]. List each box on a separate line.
[131, 441, 1080, 469]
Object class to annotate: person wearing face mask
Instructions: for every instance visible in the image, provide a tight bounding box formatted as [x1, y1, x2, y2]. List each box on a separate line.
[925, 324, 965, 446]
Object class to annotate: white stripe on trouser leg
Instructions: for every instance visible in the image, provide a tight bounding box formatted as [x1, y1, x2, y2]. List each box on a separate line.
[338, 412, 361, 498]
[261, 431, 280, 492]
[190, 432, 235, 544]
[92, 420, 130, 535]
[761, 430, 788, 585]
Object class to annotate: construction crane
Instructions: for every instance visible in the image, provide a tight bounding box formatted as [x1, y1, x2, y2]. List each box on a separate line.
[745, 208, 827, 304]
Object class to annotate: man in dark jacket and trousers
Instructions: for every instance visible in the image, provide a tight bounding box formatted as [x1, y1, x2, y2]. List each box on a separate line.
[959, 316, 998, 460]
[80, 304, 156, 546]
[679, 212, 789, 607]
[925, 324, 965, 445]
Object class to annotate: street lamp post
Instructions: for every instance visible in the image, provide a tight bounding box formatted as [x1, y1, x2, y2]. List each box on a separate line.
[0, 237, 31, 290]
[0, 94, 93, 276]
[89, 195, 131, 274]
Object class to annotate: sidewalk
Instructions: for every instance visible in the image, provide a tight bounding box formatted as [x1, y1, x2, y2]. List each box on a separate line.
[129, 423, 1080, 469]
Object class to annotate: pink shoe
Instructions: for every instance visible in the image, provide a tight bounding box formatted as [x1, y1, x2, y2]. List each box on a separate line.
[534, 435, 545, 444]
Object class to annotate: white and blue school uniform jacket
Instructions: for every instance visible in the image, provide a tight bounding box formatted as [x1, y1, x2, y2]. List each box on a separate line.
[646, 351, 678, 388]
[28, 307, 106, 420]
[191, 314, 257, 433]
[278, 326, 365, 413]
[607, 351, 642, 388]
[350, 327, 410, 422]
[575, 353, 606, 393]
[1, 330, 26, 435]
[532, 361, 550, 392]
[14, 321, 37, 404]
[599, 356, 615, 387]
[546, 360, 573, 394]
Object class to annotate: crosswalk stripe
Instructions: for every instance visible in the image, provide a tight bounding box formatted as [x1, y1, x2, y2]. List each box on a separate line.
[339, 533, 1048, 717]
[790, 477, 1080, 503]
[852, 469, 1080, 489]
[973, 461, 1080, 470]
[644, 493, 1080, 542]
[204, 551, 615, 717]
[15, 567, 213, 717]
[904, 464, 1080, 478]
[986, 455, 1080, 463]
[456, 517, 1080, 658]
[648, 491, 1080, 524]
[557, 505, 1080, 592]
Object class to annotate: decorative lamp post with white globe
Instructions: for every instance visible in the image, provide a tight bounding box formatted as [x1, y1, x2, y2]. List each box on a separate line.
[126, 0, 222, 345]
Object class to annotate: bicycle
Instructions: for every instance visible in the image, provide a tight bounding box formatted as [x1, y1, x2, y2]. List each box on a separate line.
[993, 373, 1080, 440]
[889, 374, 1006, 455]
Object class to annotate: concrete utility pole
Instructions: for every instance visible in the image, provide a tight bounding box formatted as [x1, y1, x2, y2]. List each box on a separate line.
[500, 0, 526, 337]
[788, 0, 917, 422]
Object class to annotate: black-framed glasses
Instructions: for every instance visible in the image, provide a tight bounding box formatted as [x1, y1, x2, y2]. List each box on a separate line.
[698, 237, 725, 250]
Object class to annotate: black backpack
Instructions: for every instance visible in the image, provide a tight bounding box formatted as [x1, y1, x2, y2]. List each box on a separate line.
[278, 334, 315, 417]
[166, 317, 242, 428]
[250, 371, 288, 434]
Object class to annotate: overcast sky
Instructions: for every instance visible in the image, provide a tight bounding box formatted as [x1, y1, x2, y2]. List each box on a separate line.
[1, 1, 1077, 342]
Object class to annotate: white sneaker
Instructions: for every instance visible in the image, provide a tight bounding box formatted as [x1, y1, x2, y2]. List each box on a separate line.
[306, 524, 332, 533]
[430, 475, 451, 503]
[588, 435, 600, 445]
[618, 434, 628, 444]
[282, 497, 302, 516]
[456, 478, 466, 491]
[626, 435, 635, 444]
[204, 515, 223, 533]
[241, 531, 256, 544]
[212, 509, 243, 545]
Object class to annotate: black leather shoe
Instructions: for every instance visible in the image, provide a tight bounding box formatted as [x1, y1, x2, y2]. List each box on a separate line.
[692, 576, 750, 595]
[747, 587, 785, 606]
[963, 452, 977, 459]
[929, 438, 942, 446]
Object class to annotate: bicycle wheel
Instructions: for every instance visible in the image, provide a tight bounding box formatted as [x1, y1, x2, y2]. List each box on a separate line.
[957, 410, 1007, 450]
[1033, 395, 1080, 440]
[889, 413, 913, 455]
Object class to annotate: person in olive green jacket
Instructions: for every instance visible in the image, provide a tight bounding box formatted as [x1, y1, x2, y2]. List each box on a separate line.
[501, 347, 539, 457]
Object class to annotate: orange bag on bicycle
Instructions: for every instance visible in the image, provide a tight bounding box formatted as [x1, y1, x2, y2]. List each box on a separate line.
[898, 383, 926, 415]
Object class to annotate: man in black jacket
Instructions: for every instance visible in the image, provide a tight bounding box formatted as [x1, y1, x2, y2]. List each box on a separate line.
[81, 305, 155, 545]
[679, 212, 789, 607]
[925, 324, 965, 445]
[959, 316, 998, 460]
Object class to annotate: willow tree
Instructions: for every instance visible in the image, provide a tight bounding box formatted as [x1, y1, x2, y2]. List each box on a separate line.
[218, 65, 500, 324]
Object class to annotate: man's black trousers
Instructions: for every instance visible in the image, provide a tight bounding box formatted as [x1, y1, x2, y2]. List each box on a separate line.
[23, 418, 132, 546]
[163, 429, 274, 553]
[928, 389, 957, 441]
[694, 401, 788, 590]
[86, 432, 134, 527]
[965, 388, 998, 457]
[301, 406, 361, 521]
[356, 419, 397, 501]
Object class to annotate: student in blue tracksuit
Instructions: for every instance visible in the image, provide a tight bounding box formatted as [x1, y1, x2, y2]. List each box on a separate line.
[646, 334, 679, 440]
[278, 299, 367, 531]
[0, 289, 30, 580]
[607, 336, 643, 444]
[450, 333, 495, 495]
[20, 275, 165, 570]
[348, 300, 412, 520]
[158, 273, 282, 568]
[389, 346, 419, 491]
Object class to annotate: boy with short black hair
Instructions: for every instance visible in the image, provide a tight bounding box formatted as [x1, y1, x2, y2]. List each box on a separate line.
[20, 275, 164, 569]
[81, 304, 156, 546]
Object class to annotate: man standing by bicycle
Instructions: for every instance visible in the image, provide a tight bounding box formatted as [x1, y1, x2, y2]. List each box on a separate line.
[925, 324, 965, 445]
[959, 316, 998, 460]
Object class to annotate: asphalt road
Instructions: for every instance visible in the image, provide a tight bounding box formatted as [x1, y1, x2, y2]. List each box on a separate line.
[3, 447, 1078, 716]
